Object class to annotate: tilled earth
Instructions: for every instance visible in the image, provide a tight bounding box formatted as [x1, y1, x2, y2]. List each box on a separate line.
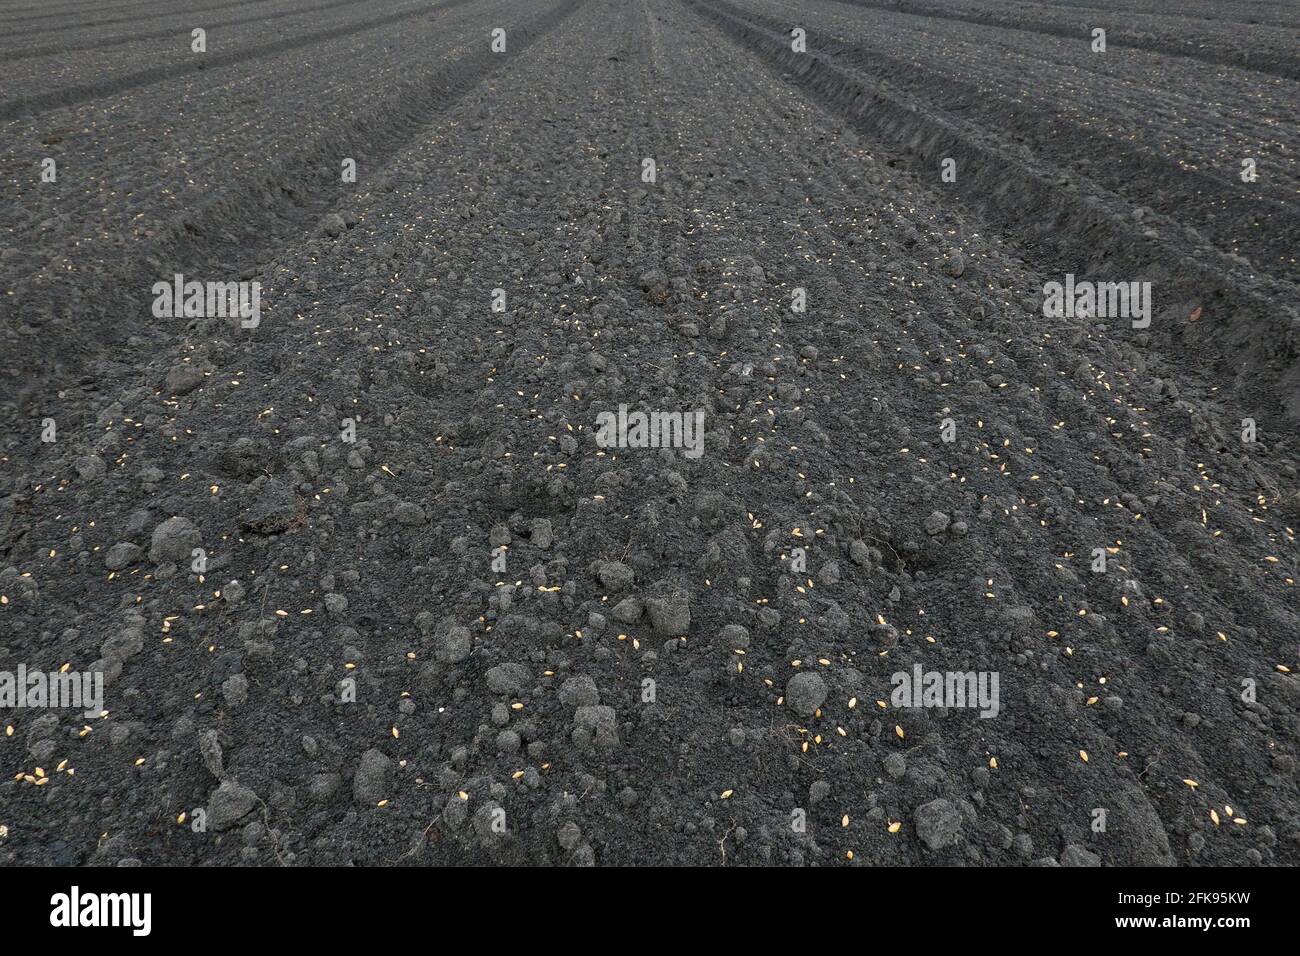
[1, 0, 1298, 867]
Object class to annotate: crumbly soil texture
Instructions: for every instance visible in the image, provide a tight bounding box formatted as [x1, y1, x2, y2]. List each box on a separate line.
[1, 0, 1299, 867]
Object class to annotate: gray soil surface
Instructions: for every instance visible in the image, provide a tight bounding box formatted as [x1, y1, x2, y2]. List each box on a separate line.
[1, 0, 1298, 866]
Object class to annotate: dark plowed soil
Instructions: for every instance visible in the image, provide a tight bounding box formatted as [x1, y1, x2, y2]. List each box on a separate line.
[1, 0, 1298, 867]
